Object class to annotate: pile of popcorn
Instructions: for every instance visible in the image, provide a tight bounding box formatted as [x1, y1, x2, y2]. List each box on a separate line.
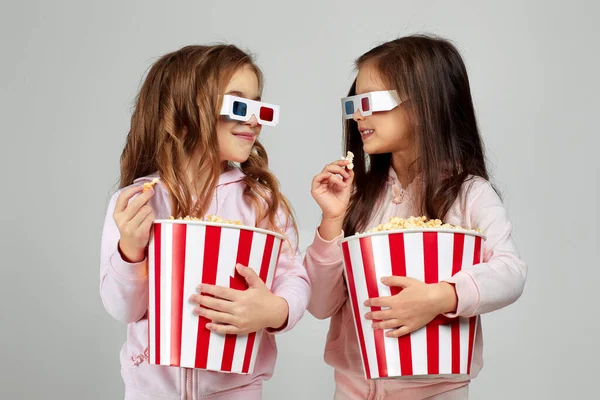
[359, 216, 483, 235]
[169, 214, 243, 225]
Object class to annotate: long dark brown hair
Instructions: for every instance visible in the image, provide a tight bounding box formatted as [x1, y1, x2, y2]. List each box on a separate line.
[120, 44, 297, 236]
[343, 34, 493, 235]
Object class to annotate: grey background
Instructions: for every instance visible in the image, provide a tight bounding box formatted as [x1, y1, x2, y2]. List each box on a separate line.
[1, 0, 598, 399]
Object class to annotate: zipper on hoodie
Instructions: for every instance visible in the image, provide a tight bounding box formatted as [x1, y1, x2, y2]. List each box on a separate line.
[180, 368, 191, 400]
[368, 380, 377, 400]
[186, 368, 193, 400]
[130, 349, 192, 399]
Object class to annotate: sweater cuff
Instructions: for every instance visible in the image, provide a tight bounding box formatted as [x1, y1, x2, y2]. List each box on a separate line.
[442, 270, 479, 317]
[110, 250, 148, 281]
[307, 229, 344, 264]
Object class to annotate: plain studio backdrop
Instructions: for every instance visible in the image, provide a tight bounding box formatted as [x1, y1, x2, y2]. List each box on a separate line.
[1, 0, 597, 399]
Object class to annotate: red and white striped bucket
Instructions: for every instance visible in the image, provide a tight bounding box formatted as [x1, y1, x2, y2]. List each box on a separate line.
[147, 220, 285, 374]
[340, 229, 485, 379]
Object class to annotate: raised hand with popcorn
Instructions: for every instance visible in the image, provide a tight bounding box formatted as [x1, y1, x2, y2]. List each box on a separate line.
[311, 152, 355, 241]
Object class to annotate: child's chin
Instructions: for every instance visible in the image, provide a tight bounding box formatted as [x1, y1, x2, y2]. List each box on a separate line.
[362, 144, 378, 155]
[363, 143, 389, 156]
[231, 154, 252, 164]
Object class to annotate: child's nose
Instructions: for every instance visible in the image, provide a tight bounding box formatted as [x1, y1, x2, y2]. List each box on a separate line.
[352, 109, 365, 121]
[245, 114, 259, 127]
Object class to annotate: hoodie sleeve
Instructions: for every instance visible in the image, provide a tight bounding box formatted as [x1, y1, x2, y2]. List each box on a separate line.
[264, 210, 312, 334]
[303, 228, 348, 320]
[443, 178, 527, 317]
[99, 186, 150, 324]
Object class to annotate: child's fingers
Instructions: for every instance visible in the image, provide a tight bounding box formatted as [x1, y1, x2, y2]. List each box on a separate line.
[364, 296, 393, 308]
[318, 160, 349, 175]
[130, 205, 154, 227]
[323, 164, 350, 179]
[328, 159, 351, 168]
[193, 307, 236, 326]
[123, 189, 155, 221]
[372, 319, 403, 330]
[197, 284, 240, 302]
[381, 276, 417, 288]
[191, 294, 235, 314]
[365, 309, 394, 321]
[315, 173, 347, 191]
[328, 174, 348, 189]
[206, 323, 241, 335]
[346, 168, 355, 183]
[138, 208, 155, 231]
[114, 186, 144, 214]
[237, 264, 263, 289]
[312, 172, 335, 190]
[385, 325, 412, 338]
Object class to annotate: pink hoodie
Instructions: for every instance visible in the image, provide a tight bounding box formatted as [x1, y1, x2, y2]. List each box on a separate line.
[304, 169, 527, 400]
[100, 168, 311, 400]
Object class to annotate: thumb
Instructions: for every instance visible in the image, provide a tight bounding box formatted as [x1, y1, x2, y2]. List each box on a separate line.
[237, 264, 263, 288]
[381, 276, 416, 288]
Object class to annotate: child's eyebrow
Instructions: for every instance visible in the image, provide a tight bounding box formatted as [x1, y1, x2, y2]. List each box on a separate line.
[226, 90, 261, 101]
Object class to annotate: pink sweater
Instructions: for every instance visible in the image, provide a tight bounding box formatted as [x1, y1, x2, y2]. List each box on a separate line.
[100, 168, 311, 400]
[304, 169, 527, 400]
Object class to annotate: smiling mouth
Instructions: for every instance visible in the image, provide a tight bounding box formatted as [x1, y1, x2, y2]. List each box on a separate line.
[232, 132, 255, 141]
[360, 129, 374, 140]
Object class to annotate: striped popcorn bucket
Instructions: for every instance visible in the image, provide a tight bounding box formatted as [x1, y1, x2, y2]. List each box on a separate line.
[340, 229, 485, 379]
[147, 220, 285, 374]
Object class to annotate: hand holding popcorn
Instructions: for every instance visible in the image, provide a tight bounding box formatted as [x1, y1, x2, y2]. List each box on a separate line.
[311, 159, 355, 221]
[113, 185, 156, 263]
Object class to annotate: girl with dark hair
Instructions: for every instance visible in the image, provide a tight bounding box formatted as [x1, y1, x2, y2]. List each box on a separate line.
[305, 35, 527, 399]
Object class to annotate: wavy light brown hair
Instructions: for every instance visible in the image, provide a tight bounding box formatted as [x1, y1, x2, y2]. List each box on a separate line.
[343, 35, 494, 235]
[119, 44, 297, 236]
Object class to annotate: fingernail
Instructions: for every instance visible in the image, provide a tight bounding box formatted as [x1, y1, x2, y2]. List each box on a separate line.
[206, 323, 212, 329]
[197, 284, 203, 292]
[381, 277, 387, 282]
